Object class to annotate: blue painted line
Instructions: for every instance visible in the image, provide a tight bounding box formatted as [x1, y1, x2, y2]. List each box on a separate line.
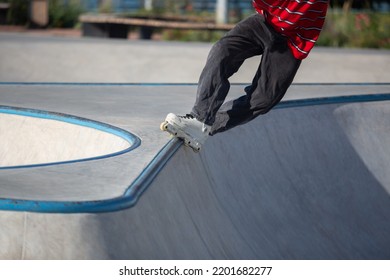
[275, 93, 390, 109]
[0, 139, 181, 213]
[0, 93, 389, 213]
[0, 105, 141, 170]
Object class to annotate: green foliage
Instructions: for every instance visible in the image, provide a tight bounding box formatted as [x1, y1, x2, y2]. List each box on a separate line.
[5, 0, 29, 25]
[49, 0, 84, 28]
[317, 11, 390, 49]
[4, 0, 83, 28]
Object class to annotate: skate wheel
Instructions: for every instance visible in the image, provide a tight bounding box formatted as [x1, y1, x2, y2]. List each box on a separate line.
[160, 121, 168, 131]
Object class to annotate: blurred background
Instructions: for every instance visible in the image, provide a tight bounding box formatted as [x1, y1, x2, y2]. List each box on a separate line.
[0, 1, 389, 83]
[0, 0, 389, 47]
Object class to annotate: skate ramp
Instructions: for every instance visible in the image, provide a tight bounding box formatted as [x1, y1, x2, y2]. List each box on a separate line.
[95, 98, 390, 259]
[0, 84, 389, 259]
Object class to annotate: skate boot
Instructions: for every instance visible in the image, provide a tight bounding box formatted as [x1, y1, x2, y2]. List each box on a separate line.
[160, 113, 211, 152]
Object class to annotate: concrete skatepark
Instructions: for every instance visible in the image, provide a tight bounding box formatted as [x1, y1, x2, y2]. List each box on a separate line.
[0, 33, 390, 259]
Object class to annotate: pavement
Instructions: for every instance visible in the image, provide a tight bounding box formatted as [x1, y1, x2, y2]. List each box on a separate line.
[1, 31, 389, 83]
[0, 32, 389, 259]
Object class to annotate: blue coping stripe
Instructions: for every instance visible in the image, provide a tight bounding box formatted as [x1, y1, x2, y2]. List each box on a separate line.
[0, 93, 390, 213]
[275, 93, 390, 109]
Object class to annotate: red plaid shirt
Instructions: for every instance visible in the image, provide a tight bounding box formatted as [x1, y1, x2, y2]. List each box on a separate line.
[253, 0, 329, 59]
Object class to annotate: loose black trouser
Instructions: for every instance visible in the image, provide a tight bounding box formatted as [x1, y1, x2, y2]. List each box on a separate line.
[191, 14, 301, 135]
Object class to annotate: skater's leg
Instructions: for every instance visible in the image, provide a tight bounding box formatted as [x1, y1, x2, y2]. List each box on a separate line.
[191, 14, 269, 126]
[210, 23, 301, 135]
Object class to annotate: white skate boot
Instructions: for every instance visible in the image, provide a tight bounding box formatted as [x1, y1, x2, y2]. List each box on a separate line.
[160, 113, 211, 152]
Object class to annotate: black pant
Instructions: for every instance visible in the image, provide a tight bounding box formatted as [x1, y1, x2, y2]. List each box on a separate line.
[191, 14, 301, 135]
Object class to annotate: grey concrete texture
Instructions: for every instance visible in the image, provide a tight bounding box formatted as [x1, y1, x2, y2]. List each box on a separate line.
[0, 32, 390, 259]
[1, 84, 389, 202]
[126, 101, 390, 259]
[0, 112, 130, 167]
[0, 83, 390, 259]
[0, 32, 389, 83]
[0, 85, 171, 201]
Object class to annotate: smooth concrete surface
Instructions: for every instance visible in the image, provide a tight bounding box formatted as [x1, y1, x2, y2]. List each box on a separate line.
[0, 83, 389, 259]
[0, 32, 390, 259]
[0, 112, 131, 167]
[0, 83, 389, 202]
[1, 32, 390, 83]
[121, 101, 390, 259]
